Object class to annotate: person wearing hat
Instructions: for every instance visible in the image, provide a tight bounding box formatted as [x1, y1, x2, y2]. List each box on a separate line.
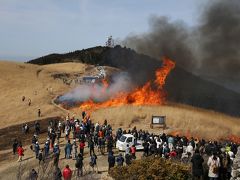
[53, 143, 60, 159]
[44, 141, 50, 157]
[35, 141, 40, 159]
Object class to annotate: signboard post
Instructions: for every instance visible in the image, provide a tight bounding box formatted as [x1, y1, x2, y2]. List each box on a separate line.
[150, 116, 166, 130]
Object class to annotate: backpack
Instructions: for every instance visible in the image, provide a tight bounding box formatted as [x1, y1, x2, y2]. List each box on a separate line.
[212, 161, 219, 174]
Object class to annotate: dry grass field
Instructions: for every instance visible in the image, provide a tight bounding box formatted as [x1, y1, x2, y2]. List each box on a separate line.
[71, 104, 240, 140]
[0, 60, 240, 140]
[0, 60, 240, 179]
[0, 61, 87, 128]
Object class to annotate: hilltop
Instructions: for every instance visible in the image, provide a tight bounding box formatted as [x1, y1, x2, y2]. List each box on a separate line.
[28, 46, 240, 117]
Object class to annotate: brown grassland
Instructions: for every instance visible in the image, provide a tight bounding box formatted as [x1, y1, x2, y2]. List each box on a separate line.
[0, 60, 240, 140]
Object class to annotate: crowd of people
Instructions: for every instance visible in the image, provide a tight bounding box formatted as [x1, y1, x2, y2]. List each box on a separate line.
[12, 112, 239, 180]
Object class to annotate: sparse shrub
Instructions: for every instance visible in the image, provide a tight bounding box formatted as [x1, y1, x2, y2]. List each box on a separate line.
[109, 157, 190, 180]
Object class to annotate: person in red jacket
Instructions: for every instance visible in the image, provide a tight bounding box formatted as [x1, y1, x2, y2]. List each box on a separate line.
[62, 164, 72, 180]
[169, 149, 177, 159]
[98, 130, 104, 138]
[130, 145, 136, 159]
[79, 140, 85, 155]
[17, 145, 24, 162]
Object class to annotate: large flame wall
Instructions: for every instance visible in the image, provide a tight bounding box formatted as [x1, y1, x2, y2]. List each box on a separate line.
[80, 57, 175, 111]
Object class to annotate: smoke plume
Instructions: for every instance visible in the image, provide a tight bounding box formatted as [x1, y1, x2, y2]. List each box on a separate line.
[59, 72, 132, 102]
[122, 0, 240, 80]
[199, 0, 240, 77]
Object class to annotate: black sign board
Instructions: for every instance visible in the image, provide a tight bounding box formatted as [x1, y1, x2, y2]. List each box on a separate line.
[151, 116, 166, 129]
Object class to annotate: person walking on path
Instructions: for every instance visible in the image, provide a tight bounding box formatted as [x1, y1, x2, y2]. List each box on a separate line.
[44, 141, 50, 157]
[75, 153, 84, 177]
[38, 108, 41, 117]
[90, 153, 98, 173]
[65, 140, 72, 159]
[79, 140, 85, 155]
[35, 142, 40, 159]
[12, 139, 18, 155]
[28, 98, 31, 106]
[88, 138, 95, 156]
[17, 145, 24, 162]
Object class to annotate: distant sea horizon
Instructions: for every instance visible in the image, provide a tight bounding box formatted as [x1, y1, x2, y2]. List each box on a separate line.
[0, 55, 37, 62]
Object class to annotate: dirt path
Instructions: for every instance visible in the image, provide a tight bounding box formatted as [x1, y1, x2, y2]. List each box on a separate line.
[0, 132, 114, 180]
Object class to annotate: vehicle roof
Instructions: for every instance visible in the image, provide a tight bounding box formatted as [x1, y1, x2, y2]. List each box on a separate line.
[122, 134, 134, 138]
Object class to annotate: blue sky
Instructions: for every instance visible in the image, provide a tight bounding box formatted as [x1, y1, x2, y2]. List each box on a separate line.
[0, 0, 209, 61]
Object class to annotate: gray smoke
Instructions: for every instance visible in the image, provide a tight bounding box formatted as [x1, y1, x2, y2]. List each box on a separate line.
[123, 16, 196, 71]
[198, 0, 240, 77]
[59, 72, 133, 102]
[122, 0, 240, 81]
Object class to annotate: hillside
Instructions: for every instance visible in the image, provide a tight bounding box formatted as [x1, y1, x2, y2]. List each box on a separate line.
[0, 61, 77, 127]
[0, 61, 112, 128]
[0, 60, 240, 140]
[74, 104, 240, 140]
[28, 46, 240, 117]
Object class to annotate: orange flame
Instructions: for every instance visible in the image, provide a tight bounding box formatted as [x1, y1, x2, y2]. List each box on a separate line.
[228, 135, 240, 144]
[80, 57, 175, 111]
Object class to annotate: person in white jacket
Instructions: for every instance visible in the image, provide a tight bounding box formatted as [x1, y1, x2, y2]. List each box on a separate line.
[207, 153, 220, 180]
[186, 143, 194, 157]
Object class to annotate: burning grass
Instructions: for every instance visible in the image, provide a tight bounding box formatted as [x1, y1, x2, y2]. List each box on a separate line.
[79, 57, 175, 111]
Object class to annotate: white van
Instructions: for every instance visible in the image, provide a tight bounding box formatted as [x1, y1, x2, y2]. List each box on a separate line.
[116, 134, 144, 151]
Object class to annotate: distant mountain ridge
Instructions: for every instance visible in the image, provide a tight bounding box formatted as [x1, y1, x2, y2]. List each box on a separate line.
[28, 46, 240, 117]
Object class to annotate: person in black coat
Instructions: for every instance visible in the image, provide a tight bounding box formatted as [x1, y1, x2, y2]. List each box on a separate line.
[108, 151, 115, 170]
[75, 153, 84, 176]
[191, 149, 204, 180]
[12, 139, 18, 155]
